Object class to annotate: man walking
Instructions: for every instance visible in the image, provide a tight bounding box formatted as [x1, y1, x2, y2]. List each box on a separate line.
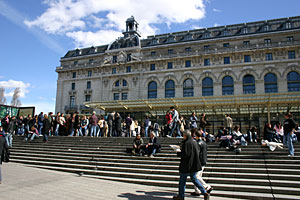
[169, 106, 181, 137]
[173, 130, 210, 200]
[191, 130, 212, 196]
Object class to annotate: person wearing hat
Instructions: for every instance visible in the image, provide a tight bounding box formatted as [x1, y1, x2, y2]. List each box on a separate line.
[0, 125, 9, 184]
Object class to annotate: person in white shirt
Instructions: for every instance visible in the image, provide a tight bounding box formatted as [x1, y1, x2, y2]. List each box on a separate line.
[168, 106, 182, 137]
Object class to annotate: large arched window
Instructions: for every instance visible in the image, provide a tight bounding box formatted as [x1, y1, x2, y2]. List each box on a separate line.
[222, 76, 234, 95]
[114, 80, 120, 87]
[243, 75, 256, 94]
[122, 80, 128, 87]
[287, 71, 300, 92]
[183, 79, 194, 97]
[264, 73, 278, 93]
[202, 77, 213, 96]
[165, 80, 175, 98]
[148, 81, 157, 99]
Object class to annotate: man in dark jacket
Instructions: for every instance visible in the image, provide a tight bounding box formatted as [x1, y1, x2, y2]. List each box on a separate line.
[6, 116, 15, 147]
[42, 114, 51, 143]
[132, 134, 144, 156]
[0, 125, 9, 184]
[191, 130, 212, 196]
[173, 130, 209, 200]
[144, 131, 161, 157]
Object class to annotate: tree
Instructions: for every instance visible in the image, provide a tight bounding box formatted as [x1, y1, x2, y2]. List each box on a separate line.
[0, 87, 6, 105]
[11, 87, 22, 107]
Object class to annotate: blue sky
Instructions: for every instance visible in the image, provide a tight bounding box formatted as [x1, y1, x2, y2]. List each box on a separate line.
[0, 0, 299, 114]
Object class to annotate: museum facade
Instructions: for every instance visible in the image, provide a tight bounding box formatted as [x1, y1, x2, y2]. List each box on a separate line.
[55, 16, 300, 132]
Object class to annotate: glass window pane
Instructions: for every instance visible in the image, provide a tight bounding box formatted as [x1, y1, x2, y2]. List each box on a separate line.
[264, 73, 278, 93]
[202, 77, 213, 96]
[183, 79, 194, 97]
[165, 80, 175, 98]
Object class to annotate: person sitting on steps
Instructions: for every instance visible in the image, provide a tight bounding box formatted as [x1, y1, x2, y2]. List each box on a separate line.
[132, 134, 144, 156]
[144, 131, 161, 158]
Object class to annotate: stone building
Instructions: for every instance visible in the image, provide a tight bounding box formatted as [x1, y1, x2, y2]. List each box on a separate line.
[56, 16, 300, 133]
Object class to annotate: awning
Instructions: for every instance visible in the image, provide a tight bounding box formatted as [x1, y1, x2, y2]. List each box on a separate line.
[84, 92, 300, 114]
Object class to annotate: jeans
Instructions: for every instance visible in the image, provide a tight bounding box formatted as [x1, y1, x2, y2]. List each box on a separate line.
[169, 122, 181, 137]
[43, 132, 49, 142]
[17, 127, 25, 136]
[145, 146, 157, 156]
[145, 126, 149, 137]
[96, 126, 102, 137]
[284, 132, 294, 156]
[179, 172, 206, 197]
[5, 133, 13, 147]
[194, 167, 210, 194]
[25, 133, 39, 141]
[54, 124, 60, 136]
[90, 125, 97, 137]
[38, 123, 43, 135]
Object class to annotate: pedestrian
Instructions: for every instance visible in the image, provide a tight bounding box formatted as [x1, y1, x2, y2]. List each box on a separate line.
[6, 116, 15, 147]
[42, 114, 50, 143]
[0, 125, 9, 184]
[89, 111, 98, 137]
[190, 112, 198, 129]
[37, 112, 44, 135]
[114, 113, 122, 137]
[125, 114, 132, 137]
[107, 112, 115, 137]
[191, 130, 213, 196]
[199, 113, 207, 133]
[283, 112, 296, 157]
[144, 116, 150, 137]
[168, 106, 181, 137]
[224, 114, 233, 135]
[173, 130, 210, 200]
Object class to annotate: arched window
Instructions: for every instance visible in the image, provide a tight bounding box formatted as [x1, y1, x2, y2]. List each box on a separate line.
[287, 71, 300, 92]
[183, 79, 194, 97]
[148, 81, 157, 99]
[115, 80, 120, 87]
[202, 77, 213, 96]
[243, 75, 255, 94]
[264, 73, 278, 93]
[165, 80, 175, 98]
[222, 76, 234, 95]
[122, 80, 128, 87]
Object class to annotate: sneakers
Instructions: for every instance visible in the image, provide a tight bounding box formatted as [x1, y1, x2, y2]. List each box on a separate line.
[207, 186, 213, 193]
[173, 195, 184, 200]
[204, 193, 210, 200]
[166, 135, 171, 138]
[288, 154, 294, 157]
[149, 154, 154, 158]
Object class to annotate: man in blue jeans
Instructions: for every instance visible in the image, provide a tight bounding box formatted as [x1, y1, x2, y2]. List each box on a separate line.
[169, 106, 182, 137]
[283, 112, 296, 157]
[173, 130, 209, 200]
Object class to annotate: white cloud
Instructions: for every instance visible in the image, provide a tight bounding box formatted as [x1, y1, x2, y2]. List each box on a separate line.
[213, 8, 221, 12]
[0, 80, 30, 98]
[0, 1, 65, 54]
[24, 0, 206, 47]
[214, 23, 221, 27]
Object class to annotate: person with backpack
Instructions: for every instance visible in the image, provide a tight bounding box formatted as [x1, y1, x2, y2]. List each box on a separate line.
[0, 125, 9, 184]
[191, 130, 213, 196]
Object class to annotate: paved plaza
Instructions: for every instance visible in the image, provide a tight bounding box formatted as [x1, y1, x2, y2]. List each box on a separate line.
[0, 163, 228, 200]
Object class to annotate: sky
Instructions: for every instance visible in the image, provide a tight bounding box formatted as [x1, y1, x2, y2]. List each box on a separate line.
[0, 0, 300, 114]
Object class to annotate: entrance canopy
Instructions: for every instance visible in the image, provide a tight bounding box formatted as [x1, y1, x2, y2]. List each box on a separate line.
[85, 92, 300, 115]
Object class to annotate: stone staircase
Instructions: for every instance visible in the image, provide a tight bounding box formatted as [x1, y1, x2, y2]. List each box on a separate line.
[10, 136, 300, 200]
